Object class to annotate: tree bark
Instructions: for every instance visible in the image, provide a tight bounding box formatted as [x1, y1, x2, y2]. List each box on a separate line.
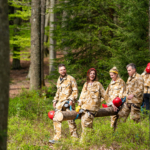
[49, 0, 56, 74]
[62, 0, 69, 55]
[0, 1, 10, 149]
[55, 107, 117, 122]
[149, 0, 150, 55]
[44, 0, 50, 56]
[12, 8, 22, 70]
[30, 0, 41, 90]
[41, 0, 46, 86]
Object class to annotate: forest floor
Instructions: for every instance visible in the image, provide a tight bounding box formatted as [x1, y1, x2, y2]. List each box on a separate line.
[9, 57, 50, 98]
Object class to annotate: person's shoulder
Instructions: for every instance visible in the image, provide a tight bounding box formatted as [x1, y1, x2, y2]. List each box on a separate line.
[94, 81, 103, 86]
[67, 75, 76, 81]
[136, 73, 144, 81]
[141, 72, 146, 76]
[118, 77, 125, 83]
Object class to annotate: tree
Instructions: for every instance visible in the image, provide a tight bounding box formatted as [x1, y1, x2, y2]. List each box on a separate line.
[12, 7, 22, 70]
[41, 0, 46, 86]
[0, 0, 10, 149]
[30, 0, 41, 90]
[49, 0, 56, 74]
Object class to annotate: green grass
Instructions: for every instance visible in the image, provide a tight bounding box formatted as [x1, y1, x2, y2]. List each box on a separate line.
[8, 90, 149, 150]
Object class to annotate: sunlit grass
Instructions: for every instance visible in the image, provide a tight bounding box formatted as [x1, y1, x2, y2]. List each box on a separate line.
[8, 90, 149, 150]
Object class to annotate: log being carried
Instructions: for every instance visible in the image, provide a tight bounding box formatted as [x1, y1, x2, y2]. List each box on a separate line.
[54, 107, 117, 122]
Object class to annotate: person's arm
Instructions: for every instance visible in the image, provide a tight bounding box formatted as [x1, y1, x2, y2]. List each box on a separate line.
[132, 77, 144, 99]
[68, 77, 78, 103]
[104, 86, 112, 106]
[99, 83, 106, 100]
[52, 81, 59, 107]
[78, 83, 86, 106]
[118, 80, 126, 99]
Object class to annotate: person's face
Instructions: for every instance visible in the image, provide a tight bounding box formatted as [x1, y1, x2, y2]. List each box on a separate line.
[59, 66, 66, 77]
[89, 71, 96, 81]
[109, 72, 118, 81]
[127, 66, 136, 77]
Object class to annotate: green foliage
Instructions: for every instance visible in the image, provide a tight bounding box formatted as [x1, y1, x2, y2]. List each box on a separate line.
[51, 0, 149, 88]
[8, 92, 149, 150]
[110, 0, 149, 81]
[9, 90, 53, 119]
[9, 0, 31, 60]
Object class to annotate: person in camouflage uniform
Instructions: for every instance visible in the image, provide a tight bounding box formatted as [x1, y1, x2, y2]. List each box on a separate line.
[116, 63, 144, 125]
[49, 64, 78, 144]
[141, 65, 150, 111]
[105, 67, 126, 129]
[78, 68, 105, 141]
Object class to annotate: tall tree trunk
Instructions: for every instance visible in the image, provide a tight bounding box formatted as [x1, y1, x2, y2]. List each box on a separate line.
[62, 0, 68, 55]
[0, 1, 10, 149]
[12, 8, 21, 70]
[44, 0, 50, 56]
[149, 0, 150, 55]
[41, 0, 46, 86]
[30, 0, 41, 90]
[49, 0, 56, 74]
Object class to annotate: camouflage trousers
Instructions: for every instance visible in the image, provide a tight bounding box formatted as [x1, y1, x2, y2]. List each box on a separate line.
[80, 111, 95, 141]
[53, 108, 78, 141]
[111, 115, 118, 128]
[113, 102, 141, 130]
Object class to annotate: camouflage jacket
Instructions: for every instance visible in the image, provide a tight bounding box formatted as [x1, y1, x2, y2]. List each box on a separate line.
[78, 81, 105, 112]
[124, 72, 144, 105]
[141, 71, 150, 94]
[53, 74, 78, 110]
[105, 77, 126, 106]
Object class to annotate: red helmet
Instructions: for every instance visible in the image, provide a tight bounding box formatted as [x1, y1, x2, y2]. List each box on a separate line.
[146, 66, 150, 73]
[102, 104, 108, 108]
[113, 97, 122, 107]
[147, 63, 150, 67]
[48, 111, 55, 120]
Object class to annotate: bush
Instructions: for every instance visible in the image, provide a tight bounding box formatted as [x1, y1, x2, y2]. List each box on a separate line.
[9, 89, 53, 120]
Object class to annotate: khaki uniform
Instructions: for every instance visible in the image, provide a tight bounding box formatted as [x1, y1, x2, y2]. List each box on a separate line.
[78, 81, 105, 139]
[117, 73, 144, 124]
[141, 71, 150, 94]
[105, 77, 126, 128]
[52, 75, 78, 141]
[141, 71, 150, 110]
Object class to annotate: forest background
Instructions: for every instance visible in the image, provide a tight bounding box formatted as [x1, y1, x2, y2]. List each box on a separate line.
[0, 0, 149, 149]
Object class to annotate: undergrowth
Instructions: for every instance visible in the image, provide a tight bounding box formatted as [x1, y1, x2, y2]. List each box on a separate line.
[8, 90, 149, 150]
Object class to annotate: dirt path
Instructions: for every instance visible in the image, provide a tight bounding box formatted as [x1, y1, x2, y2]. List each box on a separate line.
[10, 57, 50, 98]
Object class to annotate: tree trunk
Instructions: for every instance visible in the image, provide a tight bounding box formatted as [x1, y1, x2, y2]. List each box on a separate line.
[0, 1, 10, 149]
[55, 107, 117, 122]
[62, 1, 69, 55]
[44, 0, 50, 56]
[12, 8, 21, 70]
[30, 0, 41, 90]
[41, 0, 46, 86]
[149, 0, 150, 55]
[49, 0, 56, 74]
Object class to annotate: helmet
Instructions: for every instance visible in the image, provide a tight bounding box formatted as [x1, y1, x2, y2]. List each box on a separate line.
[48, 111, 55, 120]
[147, 63, 150, 66]
[102, 104, 108, 108]
[146, 66, 150, 73]
[113, 97, 122, 107]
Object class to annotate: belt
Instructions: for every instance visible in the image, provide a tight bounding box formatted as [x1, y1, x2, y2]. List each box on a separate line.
[126, 103, 140, 109]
